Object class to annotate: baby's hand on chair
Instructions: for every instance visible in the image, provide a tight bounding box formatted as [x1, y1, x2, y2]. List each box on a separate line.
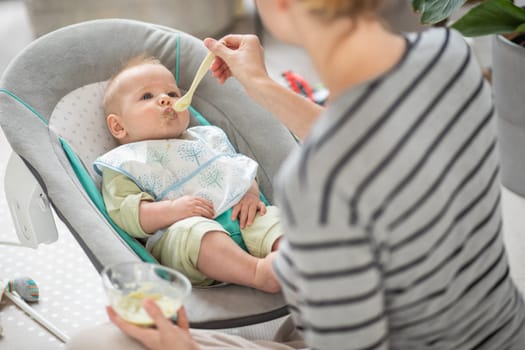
[232, 192, 266, 229]
[171, 196, 215, 220]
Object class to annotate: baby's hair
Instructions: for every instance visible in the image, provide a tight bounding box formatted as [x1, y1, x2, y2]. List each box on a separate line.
[103, 54, 163, 115]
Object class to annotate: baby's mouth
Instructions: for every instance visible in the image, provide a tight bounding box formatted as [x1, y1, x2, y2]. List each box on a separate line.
[162, 107, 176, 120]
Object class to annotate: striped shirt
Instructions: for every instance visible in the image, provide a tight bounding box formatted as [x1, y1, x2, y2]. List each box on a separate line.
[274, 28, 525, 350]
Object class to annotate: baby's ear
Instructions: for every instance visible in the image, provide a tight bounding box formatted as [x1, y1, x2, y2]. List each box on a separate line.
[107, 114, 127, 140]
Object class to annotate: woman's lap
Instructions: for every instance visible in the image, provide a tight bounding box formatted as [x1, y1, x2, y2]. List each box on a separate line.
[66, 316, 307, 350]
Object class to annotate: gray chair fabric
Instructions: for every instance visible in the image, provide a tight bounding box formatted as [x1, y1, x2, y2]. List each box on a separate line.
[0, 18, 297, 328]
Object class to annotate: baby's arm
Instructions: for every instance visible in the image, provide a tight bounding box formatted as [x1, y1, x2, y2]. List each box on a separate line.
[138, 196, 214, 234]
[101, 168, 154, 238]
[102, 168, 214, 235]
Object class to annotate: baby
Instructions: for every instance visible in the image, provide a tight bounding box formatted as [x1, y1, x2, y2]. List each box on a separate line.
[94, 55, 282, 293]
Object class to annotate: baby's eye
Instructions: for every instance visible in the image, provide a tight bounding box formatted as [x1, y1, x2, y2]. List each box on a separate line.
[167, 92, 178, 98]
[141, 92, 153, 100]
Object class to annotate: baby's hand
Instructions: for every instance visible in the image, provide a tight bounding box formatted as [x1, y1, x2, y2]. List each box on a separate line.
[171, 196, 214, 221]
[231, 192, 266, 229]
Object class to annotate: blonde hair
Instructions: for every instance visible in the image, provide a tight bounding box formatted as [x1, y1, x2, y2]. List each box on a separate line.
[298, 0, 385, 21]
[103, 55, 162, 115]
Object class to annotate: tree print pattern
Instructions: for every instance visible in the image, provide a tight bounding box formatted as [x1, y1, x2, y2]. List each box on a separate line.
[148, 147, 170, 167]
[198, 164, 224, 189]
[177, 141, 205, 166]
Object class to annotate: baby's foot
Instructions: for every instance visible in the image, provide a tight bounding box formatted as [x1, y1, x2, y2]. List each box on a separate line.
[253, 252, 281, 294]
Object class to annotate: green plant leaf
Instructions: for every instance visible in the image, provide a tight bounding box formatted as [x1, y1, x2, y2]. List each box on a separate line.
[517, 23, 525, 33]
[412, 0, 467, 24]
[451, 0, 525, 36]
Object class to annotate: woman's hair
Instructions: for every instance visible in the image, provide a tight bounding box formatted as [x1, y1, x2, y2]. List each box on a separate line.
[103, 55, 162, 115]
[298, 0, 386, 21]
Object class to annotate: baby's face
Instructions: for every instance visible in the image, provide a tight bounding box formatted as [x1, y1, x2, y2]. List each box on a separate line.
[112, 63, 190, 143]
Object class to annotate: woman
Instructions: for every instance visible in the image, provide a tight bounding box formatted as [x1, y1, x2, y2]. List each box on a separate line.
[67, 0, 525, 349]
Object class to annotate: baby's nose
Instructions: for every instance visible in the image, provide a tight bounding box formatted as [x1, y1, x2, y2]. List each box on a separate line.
[158, 95, 172, 106]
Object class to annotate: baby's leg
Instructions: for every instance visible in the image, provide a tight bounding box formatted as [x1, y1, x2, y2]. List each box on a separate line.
[241, 206, 283, 256]
[197, 231, 281, 293]
[272, 237, 282, 251]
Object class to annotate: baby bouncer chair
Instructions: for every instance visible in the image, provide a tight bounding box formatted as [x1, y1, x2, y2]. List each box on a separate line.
[0, 18, 297, 330]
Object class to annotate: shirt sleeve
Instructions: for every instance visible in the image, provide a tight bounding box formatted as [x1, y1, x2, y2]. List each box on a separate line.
[101, 168, 155, 238]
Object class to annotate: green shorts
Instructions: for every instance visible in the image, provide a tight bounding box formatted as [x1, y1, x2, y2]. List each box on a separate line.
[150, 206, 282, 286]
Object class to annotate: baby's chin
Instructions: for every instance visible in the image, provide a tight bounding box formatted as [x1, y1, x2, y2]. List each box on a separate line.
[156, 128, 187, 140]
[167, 130, 187, 139]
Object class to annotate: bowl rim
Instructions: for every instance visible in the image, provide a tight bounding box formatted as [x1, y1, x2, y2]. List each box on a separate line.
[101, 261, 192, 298]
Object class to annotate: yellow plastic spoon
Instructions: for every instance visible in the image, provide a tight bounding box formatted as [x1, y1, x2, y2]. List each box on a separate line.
[173, 51, 215, 112]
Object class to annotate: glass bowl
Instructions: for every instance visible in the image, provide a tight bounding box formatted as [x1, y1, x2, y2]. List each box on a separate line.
[101, 262, 192, 326]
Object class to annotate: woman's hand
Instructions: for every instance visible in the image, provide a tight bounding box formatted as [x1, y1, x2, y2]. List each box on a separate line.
[107, 300, 199, 350]
[204, 34, 323, 140]
[204, 35, 269, 96]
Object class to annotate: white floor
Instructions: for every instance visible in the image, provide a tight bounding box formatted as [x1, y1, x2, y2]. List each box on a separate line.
[1, 1, 525, 350]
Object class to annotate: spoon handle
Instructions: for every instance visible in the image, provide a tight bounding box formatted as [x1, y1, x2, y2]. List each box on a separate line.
[173, 51, 215, 112]
[187, 51, 215, 96]
[5, 290, 70, 343]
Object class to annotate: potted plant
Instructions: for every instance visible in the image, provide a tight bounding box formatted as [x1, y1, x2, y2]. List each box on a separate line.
[412, 0, 525, 196]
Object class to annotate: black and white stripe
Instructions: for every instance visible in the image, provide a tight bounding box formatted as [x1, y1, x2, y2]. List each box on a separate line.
[274, 28, 525, 350]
